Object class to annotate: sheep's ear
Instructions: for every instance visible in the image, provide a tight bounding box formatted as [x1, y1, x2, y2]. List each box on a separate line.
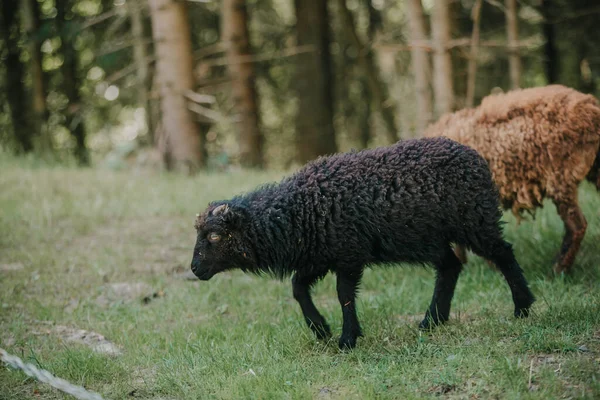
[212, 203, 247, 229]
[224, 206, 247, 228]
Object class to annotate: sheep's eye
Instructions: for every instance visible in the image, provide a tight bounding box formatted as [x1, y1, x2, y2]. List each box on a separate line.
[207, 232, 221, 243]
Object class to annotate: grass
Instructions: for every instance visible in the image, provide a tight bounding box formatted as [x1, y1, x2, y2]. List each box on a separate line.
[1, 154, 599, 399]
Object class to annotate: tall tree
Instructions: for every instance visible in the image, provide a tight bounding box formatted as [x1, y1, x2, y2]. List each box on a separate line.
[359, 0, 381, 148]
[505, 0, 521, 89]
[149, 0, 204, 171]
[406, 0, 433, 133]
[22, 0, 51, 150]
[465, 0, 483, 107]
[540, 0, 557, 84]
[1, 0, 33, 152]
[127, 0, 154, 143]
[222, 0, 264, 168]
[337, 0, 398, 144]
[294, 0, 337, 164]
[431, 0, 454, 116]
[56, 0, 89, 165]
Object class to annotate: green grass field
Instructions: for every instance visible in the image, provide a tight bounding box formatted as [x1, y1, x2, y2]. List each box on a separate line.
[1, 155, 599, 399]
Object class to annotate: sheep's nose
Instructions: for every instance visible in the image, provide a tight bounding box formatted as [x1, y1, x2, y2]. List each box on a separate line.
[191, 259, 200, 274]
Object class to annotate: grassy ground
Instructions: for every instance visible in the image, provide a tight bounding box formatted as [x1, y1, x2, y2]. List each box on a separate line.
[1, 155, 599, 400]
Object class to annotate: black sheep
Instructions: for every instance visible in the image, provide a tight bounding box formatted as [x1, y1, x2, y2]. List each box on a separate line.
[191, 137, 535, 349]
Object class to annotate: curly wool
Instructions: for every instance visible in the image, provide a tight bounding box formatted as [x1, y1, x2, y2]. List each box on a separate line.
[424, 85, 600, 217]
[226, 138, 502, 275]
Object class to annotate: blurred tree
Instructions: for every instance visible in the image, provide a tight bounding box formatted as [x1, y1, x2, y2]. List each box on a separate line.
[0, 0, 598, 168]
[465, 0, 483, 108]
[127, 0, 153, 143]
[56, 0, 89, 165]
[546, 0, 599, 94]
[22, 0, 51, 150]
[332, 0, 373, 150]
[294, 0, 337, 163]
[359, 0, 380, 148]
[406, 0, 433, 132]
[540, 0, 557, 84]
[337, 0, 398, 144]
[149, 0, 204, 172]
[505, 0, 521, 89]
[222, 0, 264, 168]
[431, 0, 454, 116]
[1, 0, 33, 153]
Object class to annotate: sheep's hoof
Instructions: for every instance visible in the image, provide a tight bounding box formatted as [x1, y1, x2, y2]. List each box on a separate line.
[551, 262, 569, 276]
[514, 307, 530, 318]
[418, 318, 435, 331]
[418, 314, 446, 331]
[338, 335, 358, 350]
[312, 323, 332, 341]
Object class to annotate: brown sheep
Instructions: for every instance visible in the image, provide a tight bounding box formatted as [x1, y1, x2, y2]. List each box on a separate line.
[424, 85, 600, 274]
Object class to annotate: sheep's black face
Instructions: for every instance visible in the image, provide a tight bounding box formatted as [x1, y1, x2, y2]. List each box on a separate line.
[191, 203, 256, 280]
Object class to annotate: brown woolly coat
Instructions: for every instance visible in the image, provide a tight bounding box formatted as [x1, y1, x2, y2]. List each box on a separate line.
[424, 85, 600, 218]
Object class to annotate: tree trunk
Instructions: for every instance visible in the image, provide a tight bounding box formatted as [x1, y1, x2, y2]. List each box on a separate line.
[22, 0, 51, 151]
[540, 0, 557, 84]
[1, 0, 33, 153]
[294, 0, 337, 164]
[358, 78, 372, 149]
[406, 0, 433, 133]
[222, 0, 264, 168]
[149, 0, 204, 172]
[337, 0, 398, 144]
[505, 0, 521, 89]
[56, 0, 89, 165]
[127, 0, 154, 144]
[367, 0, 382, 37]
[431, 0, 454, 116]
[358, 0, 380, 148]
[465, 0, 483, 108]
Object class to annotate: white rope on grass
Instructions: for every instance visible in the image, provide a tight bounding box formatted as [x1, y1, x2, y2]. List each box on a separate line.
[0, 347, 104, 400]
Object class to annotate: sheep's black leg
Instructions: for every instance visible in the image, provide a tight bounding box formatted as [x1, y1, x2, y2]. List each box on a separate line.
[420, 248, 463, 330]
[484, 241, 535, 318]
[292, 273, 331, 340]
[336, 269, 364, 350]
[553, 199, 587, 275]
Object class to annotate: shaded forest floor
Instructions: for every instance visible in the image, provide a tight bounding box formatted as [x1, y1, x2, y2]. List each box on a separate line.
[1, 156, 599, 399]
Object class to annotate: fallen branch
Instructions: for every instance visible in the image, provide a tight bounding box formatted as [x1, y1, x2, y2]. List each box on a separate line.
[106, 56, 156, 84]
[79, 8, 120, 31]
[104, 13, 128, 39]
[485, 0, 505, 12]
[194, 42, 227, 60]
[375, 36, 542, 53]
[200, 45, 315, 68]
[184, 90, 216, 105]
[97, 38, 154, 58]
[187, 102, 224, 122]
